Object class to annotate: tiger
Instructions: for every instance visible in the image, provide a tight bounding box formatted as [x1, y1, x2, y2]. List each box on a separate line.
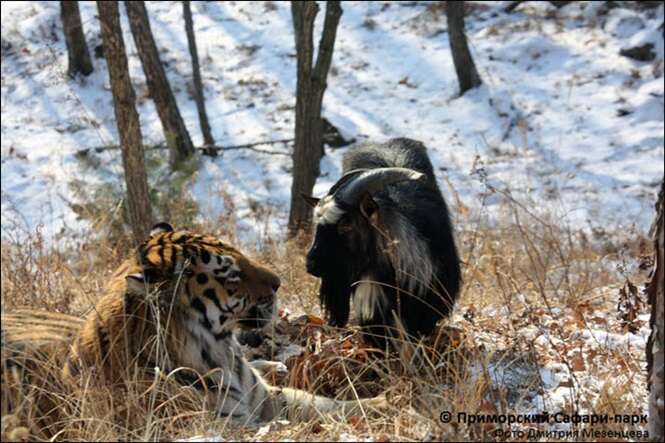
[1, 223, 386, 437]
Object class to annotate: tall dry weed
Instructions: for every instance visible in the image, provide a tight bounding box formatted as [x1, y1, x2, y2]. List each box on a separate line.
[0, 185, 651, 441]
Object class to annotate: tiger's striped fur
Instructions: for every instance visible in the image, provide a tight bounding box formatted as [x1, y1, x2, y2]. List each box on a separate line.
[1, 223, 385, 437]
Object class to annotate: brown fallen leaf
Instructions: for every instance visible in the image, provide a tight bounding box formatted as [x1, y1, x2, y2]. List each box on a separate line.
[570, 352, 585, 372]
[590, 315, 607, 325]
[348, 415, 365, 429]
[398, 76, 417, 88]
[374, 432, 390, 442]
[306, 315, 325, 325]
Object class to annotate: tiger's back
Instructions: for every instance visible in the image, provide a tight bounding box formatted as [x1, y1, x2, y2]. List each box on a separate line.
[2, 310, 83, 348]
[1, 309, 82, 390]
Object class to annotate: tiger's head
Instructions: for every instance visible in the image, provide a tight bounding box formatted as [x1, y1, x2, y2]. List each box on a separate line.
[125, 223, 281, 335]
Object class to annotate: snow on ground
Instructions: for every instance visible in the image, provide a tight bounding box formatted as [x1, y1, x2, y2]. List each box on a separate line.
[1, 2, 661, 439]
[460, 290, 652, 427]
[1, 1, 663, 244]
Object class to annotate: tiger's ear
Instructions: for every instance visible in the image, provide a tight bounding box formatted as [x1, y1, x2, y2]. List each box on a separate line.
[301, 194, 320, 208]
[150, 222, 174, 237]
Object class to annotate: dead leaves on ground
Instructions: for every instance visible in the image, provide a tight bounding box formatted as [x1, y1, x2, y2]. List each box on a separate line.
[242, 309, 473, 400]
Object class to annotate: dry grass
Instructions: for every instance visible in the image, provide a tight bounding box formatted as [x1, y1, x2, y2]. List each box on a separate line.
[0, 188, 653, 441]
[0, 220, 127, 316]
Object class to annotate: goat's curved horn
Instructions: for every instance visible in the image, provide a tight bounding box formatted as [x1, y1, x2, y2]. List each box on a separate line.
[334, 167, 425, 207]
[326, 169, 369, 197]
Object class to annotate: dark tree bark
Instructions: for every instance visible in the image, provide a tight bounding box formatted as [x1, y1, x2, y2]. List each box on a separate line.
[97, 0, 153, 244]
[288, 1, 342, 237]
[60, 1, 93, 77]
[446, 1, 482, 96]
[182, 1, 214, 147]
[124, 1, 194, 169]
[647, 180, 664, 441]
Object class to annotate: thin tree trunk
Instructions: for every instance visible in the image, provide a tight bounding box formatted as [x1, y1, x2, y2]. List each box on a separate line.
[288, 1, 342, 237]
[182, 1, 214, 147]
[125, 1, 194, 169]
[647, 180, 664, 441]
[97, 0, 153, 244]
[60, 1, 93, 77]
[446, 1, 482, 96]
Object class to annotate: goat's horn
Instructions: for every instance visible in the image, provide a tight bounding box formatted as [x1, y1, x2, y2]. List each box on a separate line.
[326, 168, 369, 196]
[334, 167, 425, 207]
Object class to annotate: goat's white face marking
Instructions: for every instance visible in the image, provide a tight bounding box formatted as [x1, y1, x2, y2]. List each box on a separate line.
[353, 274, 388, 322]
[313, 195, 345, 225]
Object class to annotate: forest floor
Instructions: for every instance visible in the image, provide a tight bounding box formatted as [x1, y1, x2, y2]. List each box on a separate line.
[1, 1, 663, 441]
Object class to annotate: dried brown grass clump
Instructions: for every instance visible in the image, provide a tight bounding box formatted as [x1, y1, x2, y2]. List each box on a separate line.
[1, 340, 229, 441]
[1, 220, 127, 316]
[0, 188, 651, 441]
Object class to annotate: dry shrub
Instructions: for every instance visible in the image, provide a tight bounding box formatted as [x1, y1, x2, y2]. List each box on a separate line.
[1, 342, 224, 441]
[1, 225, 73, 313]
[247, 188, 649, 441]
[0, 186, 651, 441]
[1, 292, 246, 442]
[1, 220, 128, 316]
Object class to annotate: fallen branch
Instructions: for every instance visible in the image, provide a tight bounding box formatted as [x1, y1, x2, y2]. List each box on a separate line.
[504, 1, 525, 12]
[76, 138, 294, 157]
[199, 138, 294, 157]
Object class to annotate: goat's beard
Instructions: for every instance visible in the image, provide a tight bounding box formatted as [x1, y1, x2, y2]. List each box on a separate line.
[319, 274, 352, 327]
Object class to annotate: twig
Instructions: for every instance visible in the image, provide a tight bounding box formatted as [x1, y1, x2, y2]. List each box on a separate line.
[199, 138, 294, 156]
[201, 146, 291, 156]
[76, 138, 295, 157]
[487, 182, 551, 228]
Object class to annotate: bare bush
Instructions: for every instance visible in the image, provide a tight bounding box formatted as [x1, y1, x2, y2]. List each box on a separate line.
[1, 188, 650, 441]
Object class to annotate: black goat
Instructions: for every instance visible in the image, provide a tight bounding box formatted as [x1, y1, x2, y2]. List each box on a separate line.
[305, 138, 461, 346]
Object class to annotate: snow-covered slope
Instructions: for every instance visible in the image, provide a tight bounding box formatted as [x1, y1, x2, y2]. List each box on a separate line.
[1, 1, 663, 242]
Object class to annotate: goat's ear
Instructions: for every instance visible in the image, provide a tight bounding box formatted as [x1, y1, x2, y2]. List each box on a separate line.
[301, 193, 320, 208]
[359, 194, 378, 221]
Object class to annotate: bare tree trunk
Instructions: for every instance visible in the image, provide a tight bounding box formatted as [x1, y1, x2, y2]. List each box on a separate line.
[182, 1, 214, 147]
[60, 1, 93, 77]
[124, 1, 194, 169]
[288, 1, 342, 237]
[446, 1, 482, 96]
[647, 180, 664, 441]
[97, 0, 153, 244]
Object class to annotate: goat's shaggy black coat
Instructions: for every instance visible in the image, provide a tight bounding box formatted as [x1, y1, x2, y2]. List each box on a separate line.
[307, 138, 461, 346]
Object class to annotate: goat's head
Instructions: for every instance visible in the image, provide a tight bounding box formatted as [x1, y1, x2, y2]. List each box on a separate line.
[304, 168, 425, 326]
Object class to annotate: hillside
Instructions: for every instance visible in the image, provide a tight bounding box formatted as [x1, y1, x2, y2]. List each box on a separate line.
[1, 1, 663, 441]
